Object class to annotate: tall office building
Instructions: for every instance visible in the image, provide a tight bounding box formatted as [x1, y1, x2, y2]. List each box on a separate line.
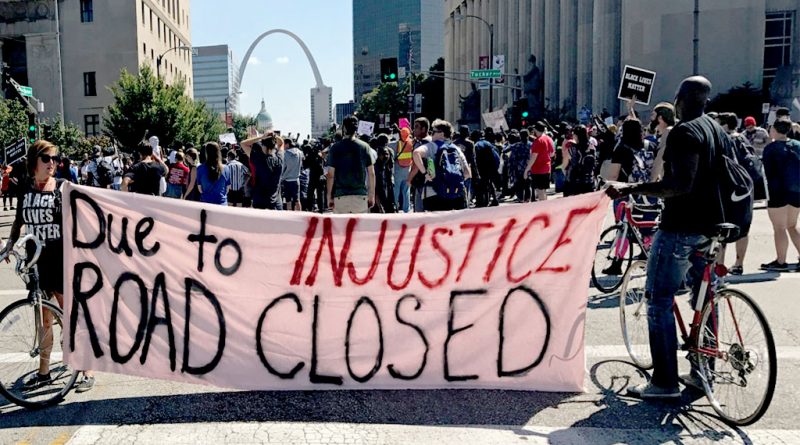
[335, 101, 356, 124]
[310, 86, 332, 138]
[353, 0, 444, 103]
[445, 0, 800, 124]
[192, 44, 240, 116]
[0, 0, 192, 136]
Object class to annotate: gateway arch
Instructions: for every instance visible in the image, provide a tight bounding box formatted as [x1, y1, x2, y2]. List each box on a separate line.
[239, 29, 332, 137]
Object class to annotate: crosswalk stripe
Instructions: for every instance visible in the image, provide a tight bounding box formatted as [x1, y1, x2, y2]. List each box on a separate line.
[64, 423, 800, 445]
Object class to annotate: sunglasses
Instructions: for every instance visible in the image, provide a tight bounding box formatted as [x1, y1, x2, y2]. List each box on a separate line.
[38, 153, 60, 163]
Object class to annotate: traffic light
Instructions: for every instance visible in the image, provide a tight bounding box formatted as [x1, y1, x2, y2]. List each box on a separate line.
[380, 58, 398, 83]
[27, 114, 37, 144]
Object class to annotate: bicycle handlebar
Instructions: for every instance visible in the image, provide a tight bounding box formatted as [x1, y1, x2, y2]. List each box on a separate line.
[1, 235, 43, 273]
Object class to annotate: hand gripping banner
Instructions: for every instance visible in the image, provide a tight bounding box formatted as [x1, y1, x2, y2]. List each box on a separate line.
[62, 183, 609, 391]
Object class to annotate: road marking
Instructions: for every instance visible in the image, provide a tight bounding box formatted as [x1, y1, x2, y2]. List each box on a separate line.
[0, 290, 27, 297]
[64, 424, 800, 445]
[0, 353, 63, 363]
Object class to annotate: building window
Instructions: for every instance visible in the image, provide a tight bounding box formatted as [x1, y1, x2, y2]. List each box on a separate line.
[763, 11, 794, 90]
[84, 114, 100, 137]
[80, 0, 93, 23]
[143, 42, 147, 56]
[150, 10, 153, 31]
[83, 72, 96, 96]
[141, 1, 145, 24]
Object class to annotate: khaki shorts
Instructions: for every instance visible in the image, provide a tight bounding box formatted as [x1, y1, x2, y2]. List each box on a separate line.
[334, 195, 369, 214]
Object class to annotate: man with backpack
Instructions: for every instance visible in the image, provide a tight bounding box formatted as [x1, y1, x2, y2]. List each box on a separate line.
[608, 76, 754, 401]
[411, 119, 471, 212]
[87, 146, 121, 189]
[473, 128, 500, 207]
[718, 112, 767, 275]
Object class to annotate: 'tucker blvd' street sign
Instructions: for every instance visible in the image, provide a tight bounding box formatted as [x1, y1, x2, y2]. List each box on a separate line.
[19, 86, 33, 97]
[470, 69, 502, 79]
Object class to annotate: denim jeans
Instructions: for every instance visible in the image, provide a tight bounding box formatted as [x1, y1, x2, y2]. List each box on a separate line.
[393, 167, 410, 213]
[645, 230, 708, 389]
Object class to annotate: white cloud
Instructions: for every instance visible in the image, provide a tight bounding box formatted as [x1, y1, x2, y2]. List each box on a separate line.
[249, 56, 261, 65]
[276, 56, 290, 64]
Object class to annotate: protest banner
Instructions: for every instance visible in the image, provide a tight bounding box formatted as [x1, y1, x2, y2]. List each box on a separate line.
[357, 120, 375, 136]
[3, 139, 26, 166]
[618, 65, 656, 105]
[63, 183, 608, 391]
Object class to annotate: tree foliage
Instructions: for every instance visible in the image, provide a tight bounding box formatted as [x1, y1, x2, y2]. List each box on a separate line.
[104, 65, 225, 152]
[232, 113, 257, 142]
[42, 115, 84, 157]
[0, 98, 28, 149]
[707, 82, 765, 120]
[357, 82, 410, 125]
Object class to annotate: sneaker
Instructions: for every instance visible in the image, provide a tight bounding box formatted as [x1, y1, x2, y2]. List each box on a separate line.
[729, 265, 743, 276]
[24, 372, 52, 388]
[626, 382, 681, 400]
[75, 375, 95, 393]
[760, 260, 789, 272]
[601, 260, 624, 276]
[679, 372, 705, 392]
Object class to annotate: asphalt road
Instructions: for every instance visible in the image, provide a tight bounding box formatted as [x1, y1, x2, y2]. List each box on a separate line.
[0, 200, 798, 445]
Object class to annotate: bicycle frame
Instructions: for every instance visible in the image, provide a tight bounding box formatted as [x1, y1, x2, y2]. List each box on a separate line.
[611, 199, 658, 259]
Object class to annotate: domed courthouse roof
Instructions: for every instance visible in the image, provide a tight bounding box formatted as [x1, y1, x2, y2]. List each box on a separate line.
[256, 98, 273, 131]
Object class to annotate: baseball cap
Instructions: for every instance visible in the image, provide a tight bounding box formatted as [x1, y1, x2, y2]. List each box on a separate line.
[744, 116, 757, 127]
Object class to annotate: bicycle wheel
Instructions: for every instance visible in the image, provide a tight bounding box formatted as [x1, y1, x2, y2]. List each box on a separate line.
[0, 298, 79, 409]
[592, 224, 633, 293]
[696, 288, 777, 426]
[619, 260, 652, 369]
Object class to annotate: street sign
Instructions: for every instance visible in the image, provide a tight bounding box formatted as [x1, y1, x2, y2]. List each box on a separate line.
[3, 139, 26, 166]
[762, 103, 771, 114]
[470, 69, 502, 79]
[618, 65, 656, 105]
[414, 94, 422, 114]
[19, 86, 33, 97]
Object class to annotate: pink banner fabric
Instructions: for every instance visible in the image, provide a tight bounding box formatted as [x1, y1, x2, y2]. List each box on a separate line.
[62, 183, 609, 391]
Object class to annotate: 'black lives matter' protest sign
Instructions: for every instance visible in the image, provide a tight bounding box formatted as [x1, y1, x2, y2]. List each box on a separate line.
[3, 139, 25, 166]
[62, 183, 608, 392]
[618, 65, 657, 105]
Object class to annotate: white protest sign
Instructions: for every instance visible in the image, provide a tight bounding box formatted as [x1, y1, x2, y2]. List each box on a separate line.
[482, 109, 509, 133]
[63, 183, 608, 392]
[493, 55, 505, 84]
[357, 121, 375, 136]
[218, 133, 237, 145]
[762, 103, 771, 114]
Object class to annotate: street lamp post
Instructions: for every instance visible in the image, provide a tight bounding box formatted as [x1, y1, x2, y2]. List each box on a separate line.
[454, 14, 495, 111]
[156, 46, 194, 78]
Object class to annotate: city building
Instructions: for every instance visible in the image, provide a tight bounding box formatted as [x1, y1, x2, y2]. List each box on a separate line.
[256, 98, 273, 132]
[310, 86, 332, 138]
[0, 0, 192, 136]
[335, 100, 356, 124]
[192, 44, 240, 117]
[353, 0, 444, 102]
[444, 0, 800, 125]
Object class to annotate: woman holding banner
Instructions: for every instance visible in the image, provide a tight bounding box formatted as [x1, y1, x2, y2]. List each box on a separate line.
[0, 140, 95, 393]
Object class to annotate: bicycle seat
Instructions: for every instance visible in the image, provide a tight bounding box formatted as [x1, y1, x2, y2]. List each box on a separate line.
[714, 223, 740, 242]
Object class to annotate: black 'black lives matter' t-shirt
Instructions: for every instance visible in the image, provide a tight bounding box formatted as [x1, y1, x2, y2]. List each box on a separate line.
[15, 178, 65, 293]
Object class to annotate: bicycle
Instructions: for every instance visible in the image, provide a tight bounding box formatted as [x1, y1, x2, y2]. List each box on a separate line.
[619, 223, 777, 426]
[592, 196, 661, 293]
[0, 234, 79, 409]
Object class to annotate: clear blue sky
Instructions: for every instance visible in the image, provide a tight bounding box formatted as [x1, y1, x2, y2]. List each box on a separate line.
[191, 0, 354, 138]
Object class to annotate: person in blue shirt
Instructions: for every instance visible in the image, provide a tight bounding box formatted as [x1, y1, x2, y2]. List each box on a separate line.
[196, 142, 230, 206]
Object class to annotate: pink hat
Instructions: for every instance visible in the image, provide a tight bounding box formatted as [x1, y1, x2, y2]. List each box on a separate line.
[744, 116, 757, 127]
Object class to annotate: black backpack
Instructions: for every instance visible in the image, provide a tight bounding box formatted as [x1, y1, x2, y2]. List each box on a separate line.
[731, 134, 768, 201]
[568, 146, 596, 186]
[715, 132, 754, 240]
[96, 158, 115, 188]
[432, 141, 467, 199]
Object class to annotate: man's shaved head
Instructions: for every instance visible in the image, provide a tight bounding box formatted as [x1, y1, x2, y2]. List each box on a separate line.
[674, 76, 712, 120]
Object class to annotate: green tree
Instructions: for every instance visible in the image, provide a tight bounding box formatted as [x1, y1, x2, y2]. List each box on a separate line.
[0, 98, 28, 149]
[357, 81, 410, 125]
[232, 113, 257, 142]
[104, 65, 224, 152]
[42, 115, 84, 157]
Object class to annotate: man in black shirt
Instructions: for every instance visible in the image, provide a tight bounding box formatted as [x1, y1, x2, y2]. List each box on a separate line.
[608, 76, 727, 400]
[122, 141, 168, 195]
[243, 135, 283, 210]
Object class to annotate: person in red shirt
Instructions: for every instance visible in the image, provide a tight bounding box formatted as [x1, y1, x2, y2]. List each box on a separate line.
[525, 122, 555, 201]
[165, 152, 190, 199]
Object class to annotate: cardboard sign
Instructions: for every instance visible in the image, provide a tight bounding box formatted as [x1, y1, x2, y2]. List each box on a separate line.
[357, 121, 375, 136]
[493, 55, 505, 85]
[482, 109, 509, 133]
[62, 183, 609, 392]
[618, 65, 656, 105]
[218, 133, 237, 145]
[3, 139, 26, 166]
